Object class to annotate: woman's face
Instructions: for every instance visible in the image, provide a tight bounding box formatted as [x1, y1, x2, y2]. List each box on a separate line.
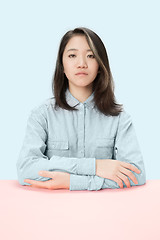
[62, 35, 99, 91]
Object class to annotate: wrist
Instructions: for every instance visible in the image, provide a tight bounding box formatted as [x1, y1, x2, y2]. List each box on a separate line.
[96, 159, 99, 176]
[67, 174, 70, 189]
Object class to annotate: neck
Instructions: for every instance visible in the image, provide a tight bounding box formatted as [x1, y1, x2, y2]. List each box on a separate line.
[68, 85, 93, 103]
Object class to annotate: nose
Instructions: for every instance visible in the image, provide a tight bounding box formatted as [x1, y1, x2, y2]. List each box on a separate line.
[77, 55, 88, 68]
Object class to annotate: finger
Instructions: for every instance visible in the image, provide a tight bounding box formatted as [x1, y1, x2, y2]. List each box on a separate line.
[119, 167, 138, 185]
[114, 176, 124, 189]
[24, 179, 32, 186]
[24, 179, 33, 185]
[24, 179, 50, 189]
[117, 172, 131, 188]
[38, 171, 55, 178]
[120, 162, 141, 174]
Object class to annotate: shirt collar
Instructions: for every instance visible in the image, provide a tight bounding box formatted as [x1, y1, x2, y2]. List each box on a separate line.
[65, 88, 95, 109]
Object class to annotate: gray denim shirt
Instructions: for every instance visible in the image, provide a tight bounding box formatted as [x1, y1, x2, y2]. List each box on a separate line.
[16, 88, 146, 190]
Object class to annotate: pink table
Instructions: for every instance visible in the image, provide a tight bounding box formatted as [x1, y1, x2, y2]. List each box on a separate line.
[1, 180, 160, 240]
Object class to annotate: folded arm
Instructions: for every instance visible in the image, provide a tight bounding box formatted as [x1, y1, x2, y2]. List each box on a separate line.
[69, 111, 146, 191]
[17, 107, 146, 191]
[16, 106, 96, 186]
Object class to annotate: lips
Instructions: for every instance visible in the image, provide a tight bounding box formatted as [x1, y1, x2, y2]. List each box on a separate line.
[75, 72, 88, 75]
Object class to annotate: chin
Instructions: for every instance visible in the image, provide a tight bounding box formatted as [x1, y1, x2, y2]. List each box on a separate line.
[76, 84, 92, 88]
[69, 80, 93, 89]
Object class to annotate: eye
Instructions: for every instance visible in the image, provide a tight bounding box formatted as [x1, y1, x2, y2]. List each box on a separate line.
[88, 54, 95, 58]
[68, 54, 95, 58]
[68, 54, 76, 58]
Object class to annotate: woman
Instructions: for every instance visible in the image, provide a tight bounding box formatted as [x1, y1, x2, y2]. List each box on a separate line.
[16, 27, 146, 190]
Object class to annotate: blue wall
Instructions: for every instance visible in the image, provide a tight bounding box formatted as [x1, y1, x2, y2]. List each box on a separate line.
[1, 0, 159, 180]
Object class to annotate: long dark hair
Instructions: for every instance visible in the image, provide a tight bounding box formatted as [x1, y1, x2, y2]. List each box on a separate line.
[52, 27, 123, 116]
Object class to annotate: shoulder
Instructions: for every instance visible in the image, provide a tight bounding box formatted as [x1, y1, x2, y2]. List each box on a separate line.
[119, 109, 132, 119]
[117, 109, 133, 127]
[29, 97, 56, 117]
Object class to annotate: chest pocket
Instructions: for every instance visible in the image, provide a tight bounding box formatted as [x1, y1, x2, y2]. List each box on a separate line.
[46, 139, 69, 158]
[95, 138, 114, 159]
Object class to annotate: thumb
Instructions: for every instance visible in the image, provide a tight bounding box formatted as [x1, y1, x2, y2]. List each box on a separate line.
[38, 170, 54, 178]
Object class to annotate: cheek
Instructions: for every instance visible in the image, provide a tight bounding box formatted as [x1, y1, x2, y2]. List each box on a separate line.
[63, 64, 73, 80]
[92, 63, 99, 75]
[89, 60, 99, 70]
[63, 61, 72, 74]
[95, 62, 100, 71]
[62, 57, 68, 73]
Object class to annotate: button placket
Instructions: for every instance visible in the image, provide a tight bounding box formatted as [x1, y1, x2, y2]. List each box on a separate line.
[78, 104, 85, 157]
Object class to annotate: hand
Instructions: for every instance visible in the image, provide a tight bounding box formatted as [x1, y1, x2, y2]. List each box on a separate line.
[96, 159, 141, 188]
[24, 171, 70, 190]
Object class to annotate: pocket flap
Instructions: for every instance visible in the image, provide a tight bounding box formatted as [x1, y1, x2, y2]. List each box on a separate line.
[97, 138, 114, 148]
[47, 140, 69, 150]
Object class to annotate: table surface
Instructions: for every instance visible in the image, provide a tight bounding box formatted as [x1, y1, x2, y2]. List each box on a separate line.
[0, 179, 160, 240]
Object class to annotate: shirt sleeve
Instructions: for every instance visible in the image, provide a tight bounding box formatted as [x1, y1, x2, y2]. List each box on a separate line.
[110, 110, 146, 188]
[69, 111, 146, 191]
[69, 174, 121, 190]
[16, 106, 96, 186]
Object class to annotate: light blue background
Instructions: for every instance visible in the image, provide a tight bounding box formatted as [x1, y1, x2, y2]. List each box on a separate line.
[0, 0, 159, 180]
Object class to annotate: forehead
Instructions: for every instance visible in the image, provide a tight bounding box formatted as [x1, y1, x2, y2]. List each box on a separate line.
[64, 35, 91, 51]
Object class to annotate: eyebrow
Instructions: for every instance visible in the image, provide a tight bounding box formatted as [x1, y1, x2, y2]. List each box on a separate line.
[67, 48, 92, 52]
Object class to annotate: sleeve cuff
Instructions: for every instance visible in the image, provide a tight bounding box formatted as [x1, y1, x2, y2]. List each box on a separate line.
[69, 174, 88, 191]
[77, 157, 96, 175]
